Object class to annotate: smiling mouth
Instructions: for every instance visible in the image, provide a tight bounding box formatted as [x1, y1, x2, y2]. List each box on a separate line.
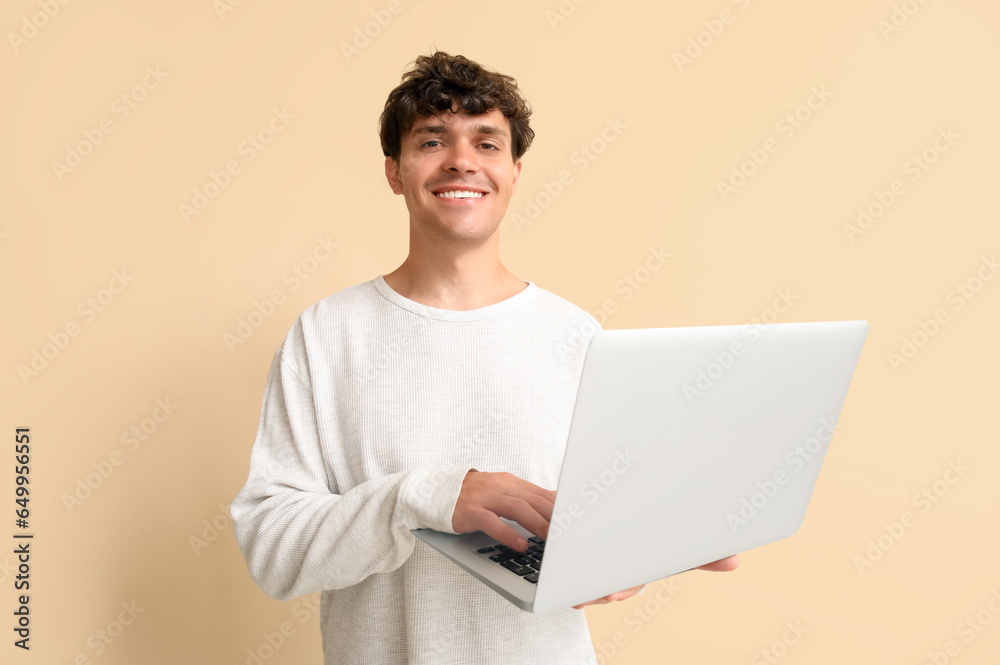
[433, 190, 487, 200]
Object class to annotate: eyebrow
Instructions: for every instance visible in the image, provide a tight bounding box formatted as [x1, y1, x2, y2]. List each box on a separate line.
[410, 123, 509, 140]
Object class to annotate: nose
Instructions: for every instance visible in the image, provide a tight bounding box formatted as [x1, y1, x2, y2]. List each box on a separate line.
[443, 139, 478, 173]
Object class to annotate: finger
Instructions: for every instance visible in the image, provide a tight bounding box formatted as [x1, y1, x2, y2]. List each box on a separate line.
[507, 476, 556, 522]
[509, 474, 556, 499]
[577, 594, 616, 608]
[511, 489, 556, 531]
[605, 588, 639, 602]
[573, 585, 646, 609]
[519, 488, 556, 524]
[476, 510, 531, 551]
[695, 554, 740, 571]
[487, 495, 552, 544]
[502, 477, 557, 522]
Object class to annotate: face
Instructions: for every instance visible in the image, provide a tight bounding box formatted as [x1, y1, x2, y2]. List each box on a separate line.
[385, 105, 521, 246]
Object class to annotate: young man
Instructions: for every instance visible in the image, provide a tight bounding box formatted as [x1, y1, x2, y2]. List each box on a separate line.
[231, 50, 737, 665]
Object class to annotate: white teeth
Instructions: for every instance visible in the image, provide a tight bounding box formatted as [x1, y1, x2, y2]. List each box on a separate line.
[435, 190, 484, 198]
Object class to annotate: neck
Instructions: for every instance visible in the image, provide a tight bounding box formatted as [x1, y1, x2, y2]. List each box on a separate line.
[383, 236, 526, 311]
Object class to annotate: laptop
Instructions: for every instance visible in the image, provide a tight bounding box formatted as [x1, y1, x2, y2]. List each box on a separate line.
[411, 320, 868, 614]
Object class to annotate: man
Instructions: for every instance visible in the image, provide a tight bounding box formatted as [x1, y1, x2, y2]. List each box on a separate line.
[231, 50, 738, 665]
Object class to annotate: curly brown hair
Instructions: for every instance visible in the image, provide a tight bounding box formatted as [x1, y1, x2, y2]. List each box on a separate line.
[378, 50, 535, 165]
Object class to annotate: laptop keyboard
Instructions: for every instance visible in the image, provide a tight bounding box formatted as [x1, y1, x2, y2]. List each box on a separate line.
[475, 535, 545, 584]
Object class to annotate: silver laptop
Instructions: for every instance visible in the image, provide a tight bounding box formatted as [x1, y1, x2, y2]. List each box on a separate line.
[412, 320, 868, 614]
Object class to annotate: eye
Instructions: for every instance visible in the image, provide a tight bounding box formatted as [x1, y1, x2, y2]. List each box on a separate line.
[420, 140, 500, 150]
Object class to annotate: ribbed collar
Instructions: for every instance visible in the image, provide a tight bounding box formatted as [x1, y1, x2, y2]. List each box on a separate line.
[372, 274, 538, 321]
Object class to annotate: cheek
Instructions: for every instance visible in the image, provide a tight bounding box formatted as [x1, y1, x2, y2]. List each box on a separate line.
[398, 155, 422, 183]
[491, 170, 514, 194]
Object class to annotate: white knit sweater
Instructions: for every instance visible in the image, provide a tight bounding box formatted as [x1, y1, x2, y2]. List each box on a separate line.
[231, 275, 602, 665]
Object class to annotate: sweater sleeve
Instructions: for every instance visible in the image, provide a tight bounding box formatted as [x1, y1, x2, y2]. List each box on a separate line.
[230, 349, 475, 602]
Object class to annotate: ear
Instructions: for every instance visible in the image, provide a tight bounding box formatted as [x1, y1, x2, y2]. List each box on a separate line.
[511, 158, 522, 196]
[384, 155, 403, 195]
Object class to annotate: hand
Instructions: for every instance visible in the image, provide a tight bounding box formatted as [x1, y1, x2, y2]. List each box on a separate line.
[572, 583, 647, 609]
[451, 470, 555, 552]
[572, 554, 740, 610]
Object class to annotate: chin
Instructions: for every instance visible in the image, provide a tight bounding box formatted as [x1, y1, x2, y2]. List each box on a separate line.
[419, 215, 501, 236]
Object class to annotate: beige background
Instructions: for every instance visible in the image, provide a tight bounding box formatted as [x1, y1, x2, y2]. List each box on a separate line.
[2, 0, 998, 663]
